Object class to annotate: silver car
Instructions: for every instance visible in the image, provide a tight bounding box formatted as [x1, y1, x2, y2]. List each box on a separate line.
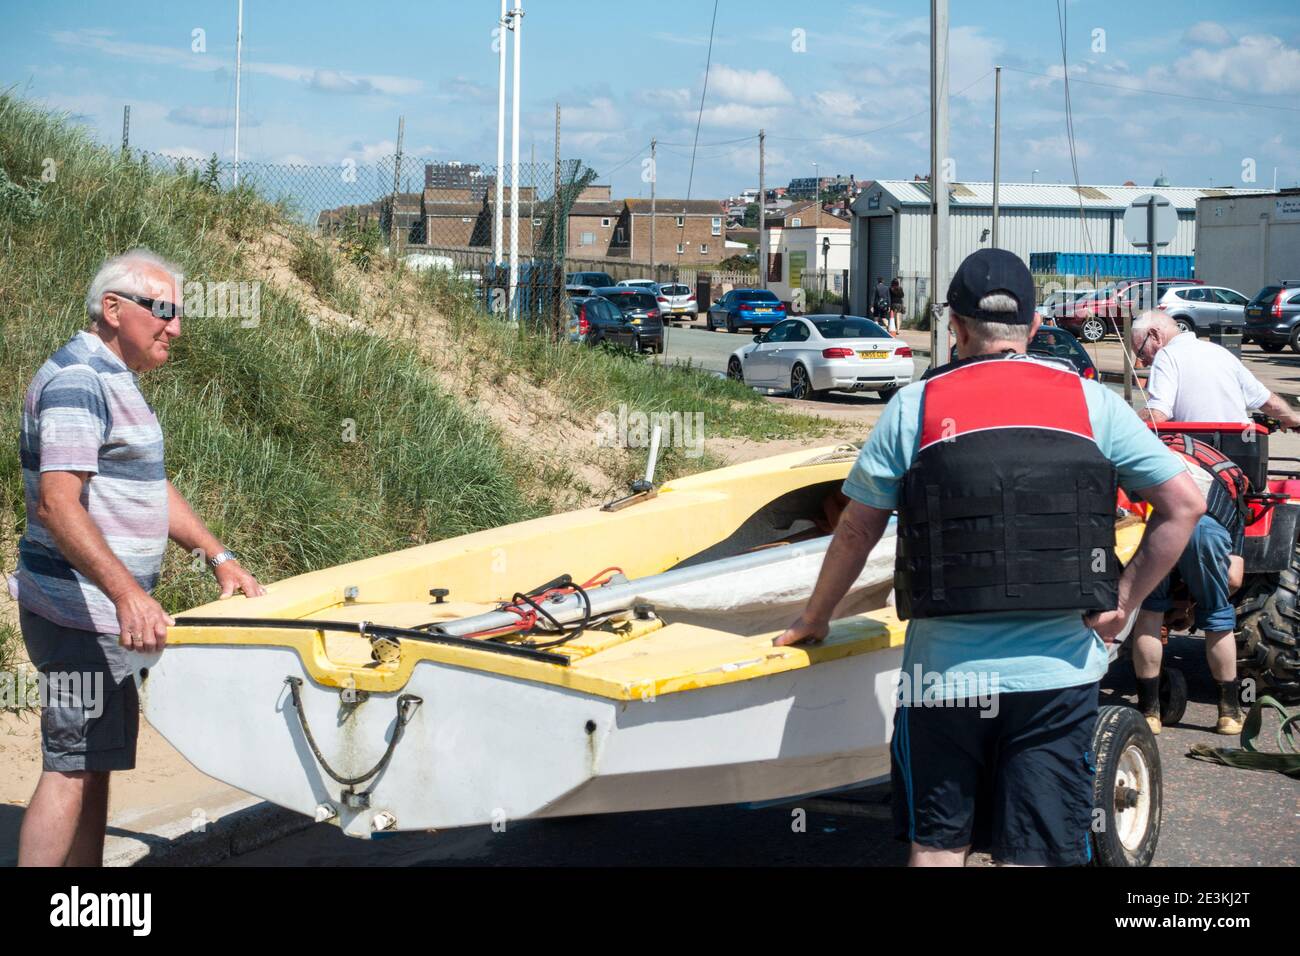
[728, 314, 914, 401]
[1156, 285, 1249, 335]
[617, 279, 659, 292]
[656, 282, 697, 323]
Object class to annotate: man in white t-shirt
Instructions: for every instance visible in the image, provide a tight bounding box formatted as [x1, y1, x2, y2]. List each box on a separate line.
[1131, 311, 1300, 426]
[1130, 310, 1300, 734]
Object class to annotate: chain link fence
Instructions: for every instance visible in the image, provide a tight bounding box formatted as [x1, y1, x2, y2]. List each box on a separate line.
[136, 149, 599, 336]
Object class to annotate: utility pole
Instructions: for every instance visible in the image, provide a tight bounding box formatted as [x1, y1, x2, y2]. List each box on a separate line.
[991, 65, 1001, 248]
[508, 1, 523, 318]
[494, 0, 507, 266]
[233, 0, 243, 187]
[121, 105, 130, 154]
[929, 0, 950, 364]
[390, 115, 404, 253]
[758, 129, 767, 289]
[650, 138, 657, 282]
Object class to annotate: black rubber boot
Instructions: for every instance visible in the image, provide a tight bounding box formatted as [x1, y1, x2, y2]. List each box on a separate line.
[1136, 676, 1160, 716]
[1216, 679, 1243, 735]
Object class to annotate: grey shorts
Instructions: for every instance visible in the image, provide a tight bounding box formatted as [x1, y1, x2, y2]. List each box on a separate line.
[19, 606, 139, 772]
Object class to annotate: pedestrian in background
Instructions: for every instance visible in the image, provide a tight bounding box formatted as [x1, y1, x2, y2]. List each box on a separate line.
[888, 278, 905, 334]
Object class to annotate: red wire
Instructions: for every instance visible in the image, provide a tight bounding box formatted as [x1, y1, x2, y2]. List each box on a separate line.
[462, 568, 624, 640]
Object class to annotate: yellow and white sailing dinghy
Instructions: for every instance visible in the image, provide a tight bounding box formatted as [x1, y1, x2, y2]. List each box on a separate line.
[134, 443, 1156, 863]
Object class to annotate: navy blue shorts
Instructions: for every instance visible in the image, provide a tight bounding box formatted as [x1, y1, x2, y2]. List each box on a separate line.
[891, 681, 1099, 866]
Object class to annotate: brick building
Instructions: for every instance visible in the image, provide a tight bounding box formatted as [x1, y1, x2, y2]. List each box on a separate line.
[609, 199, 727, 264]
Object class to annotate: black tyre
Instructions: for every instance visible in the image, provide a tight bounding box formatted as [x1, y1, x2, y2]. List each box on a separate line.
[653, 339, 665, 355]
[727, 357, 744, 382]
[790, 364, 817, 400]
[1290, 326, 1300, 354]
[1237, 540, 1300, 702]
[1090, 705, 1162, 867]
[1261, 341, 1286, 353]
[877, 386, 899, 401]
[1158, 667, 1188, 725]
[726, 315, 737, 334]
[1172, 316, 1195, 336]
[1080, 317, 1106, 343]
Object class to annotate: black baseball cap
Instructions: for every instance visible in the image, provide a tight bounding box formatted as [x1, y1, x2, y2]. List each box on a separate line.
[946, 248, 1036, 325]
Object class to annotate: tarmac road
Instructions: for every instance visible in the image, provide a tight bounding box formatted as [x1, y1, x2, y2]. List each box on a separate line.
[222, 634, 1299, 867]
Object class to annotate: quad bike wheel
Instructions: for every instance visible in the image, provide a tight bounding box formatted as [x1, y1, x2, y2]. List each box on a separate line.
[1236, 549, 1300, 703]
[1090, 705, 1162, 867]
[1159, 667, 1188, 725]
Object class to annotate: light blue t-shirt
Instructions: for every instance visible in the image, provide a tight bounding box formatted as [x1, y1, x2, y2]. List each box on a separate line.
[844, 362, 1185, 700]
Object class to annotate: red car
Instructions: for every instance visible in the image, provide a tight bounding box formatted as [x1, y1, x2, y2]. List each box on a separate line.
[1059, 278, 1204, 343]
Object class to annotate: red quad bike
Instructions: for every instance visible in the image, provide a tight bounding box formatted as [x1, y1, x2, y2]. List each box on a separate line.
[1088, 415, 1300, 868]
[1148, 417, 1300, 707]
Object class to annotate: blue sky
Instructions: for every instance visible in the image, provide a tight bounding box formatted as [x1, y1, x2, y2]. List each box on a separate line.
[5, 0, 1300, 201]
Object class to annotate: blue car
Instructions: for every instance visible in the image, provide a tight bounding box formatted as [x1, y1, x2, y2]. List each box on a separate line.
[706, 288, 787, 333]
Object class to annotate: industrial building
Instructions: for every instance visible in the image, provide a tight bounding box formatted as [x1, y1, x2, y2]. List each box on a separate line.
[1194, 189, 1300, 297]
[849, 179, 1265, 318]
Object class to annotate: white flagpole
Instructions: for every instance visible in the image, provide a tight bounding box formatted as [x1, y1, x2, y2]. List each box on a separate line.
[233, 0, 244, 187]
[494, 0, 507, 266]
[508, 1, 523, 317]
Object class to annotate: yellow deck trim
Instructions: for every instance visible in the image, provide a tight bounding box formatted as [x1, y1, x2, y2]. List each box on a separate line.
[167, 446, 1148, 702]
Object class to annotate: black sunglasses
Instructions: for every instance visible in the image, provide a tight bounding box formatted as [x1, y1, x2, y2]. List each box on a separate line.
[109, 290, 181, 320]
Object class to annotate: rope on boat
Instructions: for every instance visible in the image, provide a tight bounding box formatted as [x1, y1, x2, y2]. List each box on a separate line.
[284, 676, 422, 788]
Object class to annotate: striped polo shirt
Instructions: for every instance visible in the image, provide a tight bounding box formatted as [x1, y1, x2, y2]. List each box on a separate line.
[9, 331, 168, 633]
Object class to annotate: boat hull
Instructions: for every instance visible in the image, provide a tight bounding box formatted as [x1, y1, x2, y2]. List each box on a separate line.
[138, 641, 902, 837]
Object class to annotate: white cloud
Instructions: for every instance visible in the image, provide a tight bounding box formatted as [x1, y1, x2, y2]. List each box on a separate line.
[708, 65, 793, 105]
[1173, 34, 1300, 94]
[695, 103, 783, 129]
[50, 29, 422, 96]
[168, 105, 258, 129]
[1183, 21, 1234, 48]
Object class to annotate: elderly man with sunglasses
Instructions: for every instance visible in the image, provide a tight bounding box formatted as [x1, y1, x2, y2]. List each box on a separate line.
[10, 248, 265, 866]
[1129, 310, 1300, 735]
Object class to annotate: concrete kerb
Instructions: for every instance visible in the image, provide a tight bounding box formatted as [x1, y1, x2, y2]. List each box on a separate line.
[103, 795, 314, 867]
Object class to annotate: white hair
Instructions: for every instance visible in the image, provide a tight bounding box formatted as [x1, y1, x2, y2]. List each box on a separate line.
[956, 292, 1029, 346]
[1130, 310, 1178, 345]
[85, 248, 183, 322]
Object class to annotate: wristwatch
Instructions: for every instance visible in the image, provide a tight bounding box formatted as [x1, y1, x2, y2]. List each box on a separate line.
[208, 549, 239, 569]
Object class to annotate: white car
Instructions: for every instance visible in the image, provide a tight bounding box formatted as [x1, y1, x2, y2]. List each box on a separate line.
[728, 314, 914, 401]
[656, 282, 697, 322]
[617, 279, 659, 291]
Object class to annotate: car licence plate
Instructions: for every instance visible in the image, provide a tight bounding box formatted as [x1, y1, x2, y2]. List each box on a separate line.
[858, 350, 889, 359]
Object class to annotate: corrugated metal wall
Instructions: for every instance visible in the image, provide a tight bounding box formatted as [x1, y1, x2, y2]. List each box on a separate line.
[891, 206, 1197, 277]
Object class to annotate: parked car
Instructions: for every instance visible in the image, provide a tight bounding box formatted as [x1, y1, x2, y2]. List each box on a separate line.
[565, 283, 595, 298]
[1244, 281, 1300, 353]
[656, 282, 698, 323]
[707, 288, 787, 333]
[568, 295, 645, 350]
[566, 271, 615, 288]
[1154, 285, 1248, 335]
[728, 314, 913, 400]
[616, 279, 659, 291]
[590, 287, 665, 353]
[948, 326, 1098, 380]
[1060, 279, 1204, 342]
[1041, 289, 1089, 321]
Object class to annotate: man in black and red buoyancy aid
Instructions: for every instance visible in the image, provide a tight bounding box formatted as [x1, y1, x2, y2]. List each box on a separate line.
[1131, 434, 1251, 736]
[775, 249, 1204, 867]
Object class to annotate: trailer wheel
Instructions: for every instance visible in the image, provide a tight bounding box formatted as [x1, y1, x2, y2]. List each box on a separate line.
[1090, 705, 1161, 867]
[1159, 667, 1188, 725]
